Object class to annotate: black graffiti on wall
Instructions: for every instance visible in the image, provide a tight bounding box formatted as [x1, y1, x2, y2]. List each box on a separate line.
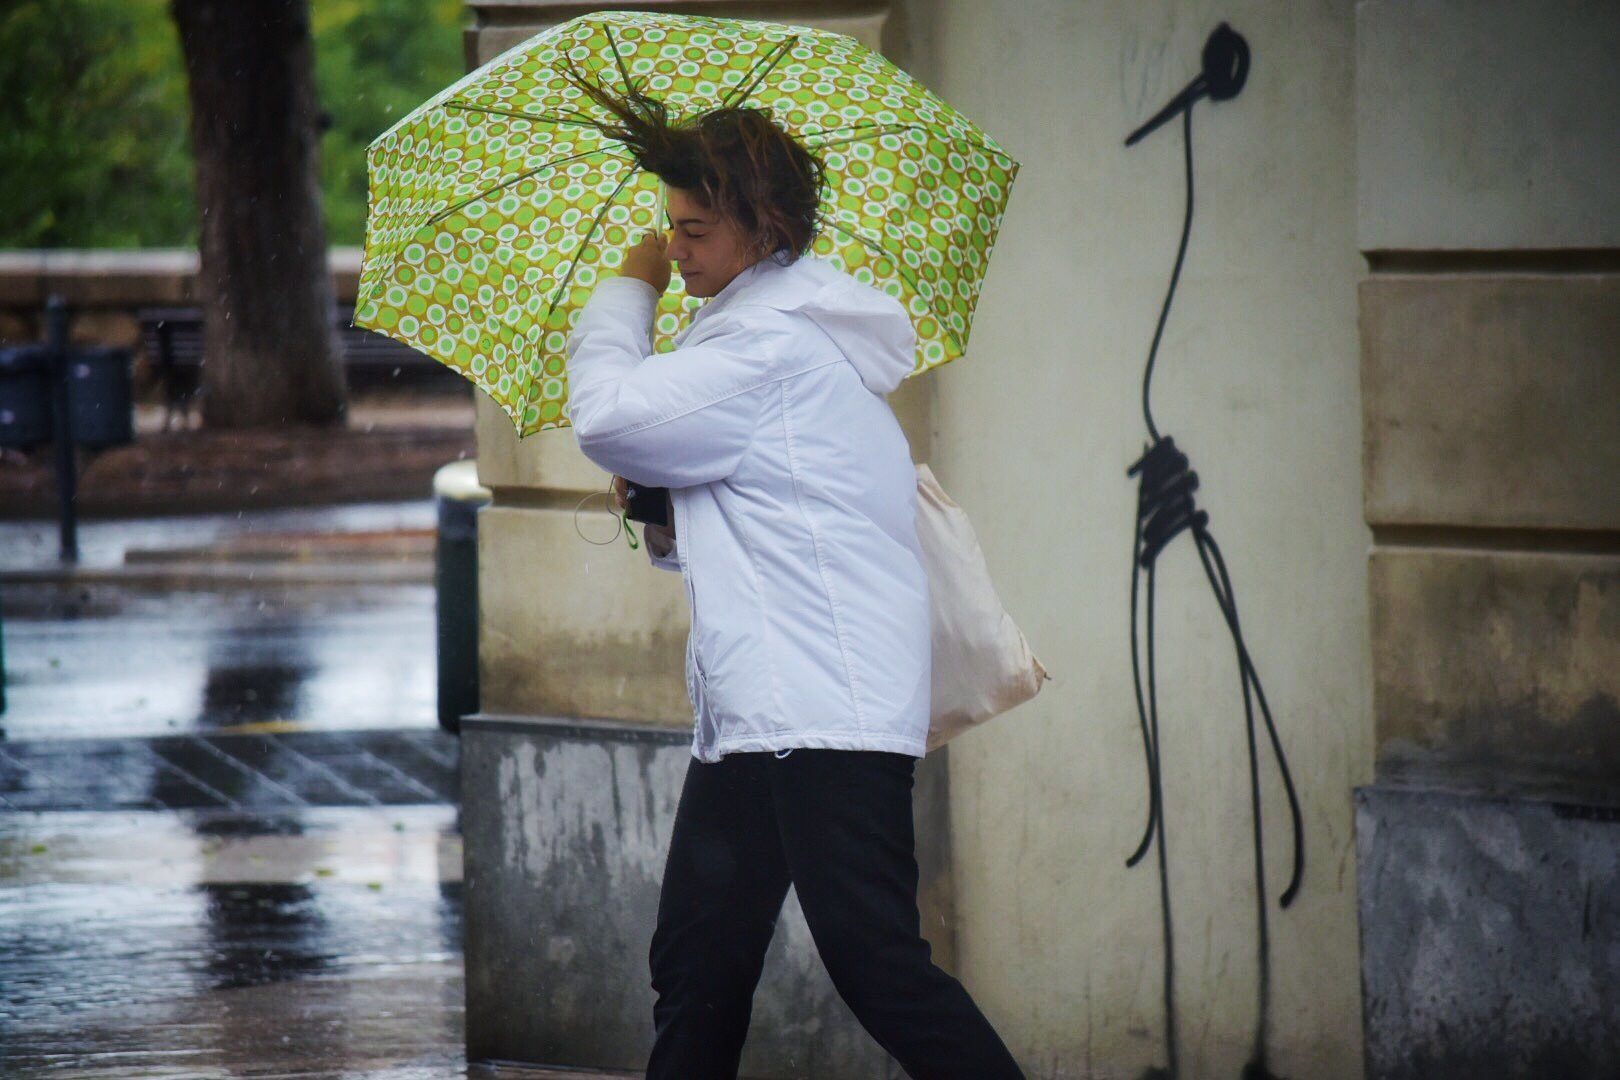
[1120, 22, 1305, 1080]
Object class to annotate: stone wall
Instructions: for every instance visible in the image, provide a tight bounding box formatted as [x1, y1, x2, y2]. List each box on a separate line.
[1354, 2, 1620, 1075]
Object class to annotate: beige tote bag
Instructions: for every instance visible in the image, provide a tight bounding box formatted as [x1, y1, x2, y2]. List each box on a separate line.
[915, 463, 1052, 752]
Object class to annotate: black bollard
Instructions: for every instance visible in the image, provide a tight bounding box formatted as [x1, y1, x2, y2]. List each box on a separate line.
[45, 295, 77, 563]
[434, 460, 491, 734]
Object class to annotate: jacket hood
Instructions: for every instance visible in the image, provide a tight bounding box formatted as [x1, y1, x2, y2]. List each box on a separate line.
[679, 254, 918, 395]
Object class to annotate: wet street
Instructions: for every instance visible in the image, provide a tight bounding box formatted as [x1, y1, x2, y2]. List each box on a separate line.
[0, 504, 631, 1079]
[1, 500, 439, 743]
[2, 806, 470, 1077]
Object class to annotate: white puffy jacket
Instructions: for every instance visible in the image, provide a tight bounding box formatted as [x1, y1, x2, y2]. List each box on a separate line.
[564, 252, 930, 763]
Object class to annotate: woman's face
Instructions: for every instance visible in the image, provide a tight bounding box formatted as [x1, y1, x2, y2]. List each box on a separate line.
[664, 185, 757, 299]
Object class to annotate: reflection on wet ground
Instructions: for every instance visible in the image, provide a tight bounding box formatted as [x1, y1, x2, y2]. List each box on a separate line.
[0, 806, 468, 1077]
[0, 808, 636, 1078]
[1, 499, 440, 743]
[1, 580, 438, 743]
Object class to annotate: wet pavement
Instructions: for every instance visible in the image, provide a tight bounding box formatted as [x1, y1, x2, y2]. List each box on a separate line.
[1, 580, 438, 743]
[1, 806, 468, 1077]
[1, 500, 439, 742]
[0, 728, 458, 812]
[0, 497, 437, 574]
[0, 804, 638, 1078]
[0, 503, 633, 1078]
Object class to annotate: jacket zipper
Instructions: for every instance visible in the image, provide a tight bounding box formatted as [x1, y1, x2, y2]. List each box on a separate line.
[676, 496, 713, 754]
[676, 496, 705, 684]
[684, 568, 707, 687]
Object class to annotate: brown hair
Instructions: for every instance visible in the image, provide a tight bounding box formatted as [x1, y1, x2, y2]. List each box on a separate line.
[557, 54, 826, 266]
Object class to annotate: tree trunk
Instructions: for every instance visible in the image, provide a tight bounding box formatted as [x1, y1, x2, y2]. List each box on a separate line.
[171, 0, 346, 428]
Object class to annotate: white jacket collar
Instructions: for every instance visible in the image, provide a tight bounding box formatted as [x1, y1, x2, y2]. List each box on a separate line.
[673, 252, 918, 395]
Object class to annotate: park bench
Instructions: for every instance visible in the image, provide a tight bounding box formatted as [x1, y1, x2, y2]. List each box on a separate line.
[137, 302, 468, 430]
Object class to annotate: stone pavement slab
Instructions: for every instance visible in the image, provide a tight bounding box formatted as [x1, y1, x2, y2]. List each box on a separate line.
[0, 728, 460, 812]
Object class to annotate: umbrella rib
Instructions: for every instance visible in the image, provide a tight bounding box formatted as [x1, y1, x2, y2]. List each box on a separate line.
[544, 166, 642, 324]
[801, 121, 1016, 165]
[602, 21, 641, 101]
[816, 217, 964, 355]
[445, 101, 604, 129]
[362, 148, 633, 306]
[719, 34, 801, 110]
[424, 147, 634, 227]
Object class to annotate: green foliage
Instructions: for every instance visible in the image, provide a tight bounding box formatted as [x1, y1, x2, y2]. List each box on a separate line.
[0, 0, 464, 249]
[314, 0, 465, 246]
[0, 0, 195, 248]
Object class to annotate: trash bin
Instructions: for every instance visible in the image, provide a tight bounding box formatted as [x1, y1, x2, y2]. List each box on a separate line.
[0, 343, 133, 451]
[0, 344, 51, 450]
[67, 346, 134, 449]
[434, 459, 492, 734]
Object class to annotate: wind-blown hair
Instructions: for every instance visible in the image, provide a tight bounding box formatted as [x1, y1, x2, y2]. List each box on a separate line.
[557, 53, 826, 266]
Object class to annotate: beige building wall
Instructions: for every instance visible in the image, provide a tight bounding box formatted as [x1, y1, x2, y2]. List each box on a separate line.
[1356, 0, 1620, 803]
[895, 1, 1371, 1076]
[1350, 2, 1620, 1073]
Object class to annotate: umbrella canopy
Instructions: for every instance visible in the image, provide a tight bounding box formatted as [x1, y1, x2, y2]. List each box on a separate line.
[355, 10, 1020, 437]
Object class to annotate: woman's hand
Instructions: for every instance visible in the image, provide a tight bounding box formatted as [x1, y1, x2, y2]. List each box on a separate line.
[620, 229, 671, 294]
[615, 474, 676, 556]
[644, 521, 676, 558]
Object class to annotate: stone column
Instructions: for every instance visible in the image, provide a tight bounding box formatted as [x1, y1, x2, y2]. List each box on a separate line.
[458, 5, 952, 1076]
[1353, 3, 1620, 1076]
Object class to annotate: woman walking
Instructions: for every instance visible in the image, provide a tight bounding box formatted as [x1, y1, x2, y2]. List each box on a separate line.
[562, 78, 1024, 1080]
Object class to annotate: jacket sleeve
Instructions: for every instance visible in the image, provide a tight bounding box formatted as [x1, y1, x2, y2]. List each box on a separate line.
[563, 275, 794, 488]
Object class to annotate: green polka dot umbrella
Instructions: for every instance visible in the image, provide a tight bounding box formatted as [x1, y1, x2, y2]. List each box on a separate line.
[354, 9, 1020, 437]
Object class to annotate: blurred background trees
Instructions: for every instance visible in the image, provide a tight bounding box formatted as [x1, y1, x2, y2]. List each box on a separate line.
[0, 0, 463, 250]
[170, 0, 347, 427]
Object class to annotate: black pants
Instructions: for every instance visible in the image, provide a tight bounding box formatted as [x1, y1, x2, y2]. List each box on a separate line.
[645, 747, 1024, 1079]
